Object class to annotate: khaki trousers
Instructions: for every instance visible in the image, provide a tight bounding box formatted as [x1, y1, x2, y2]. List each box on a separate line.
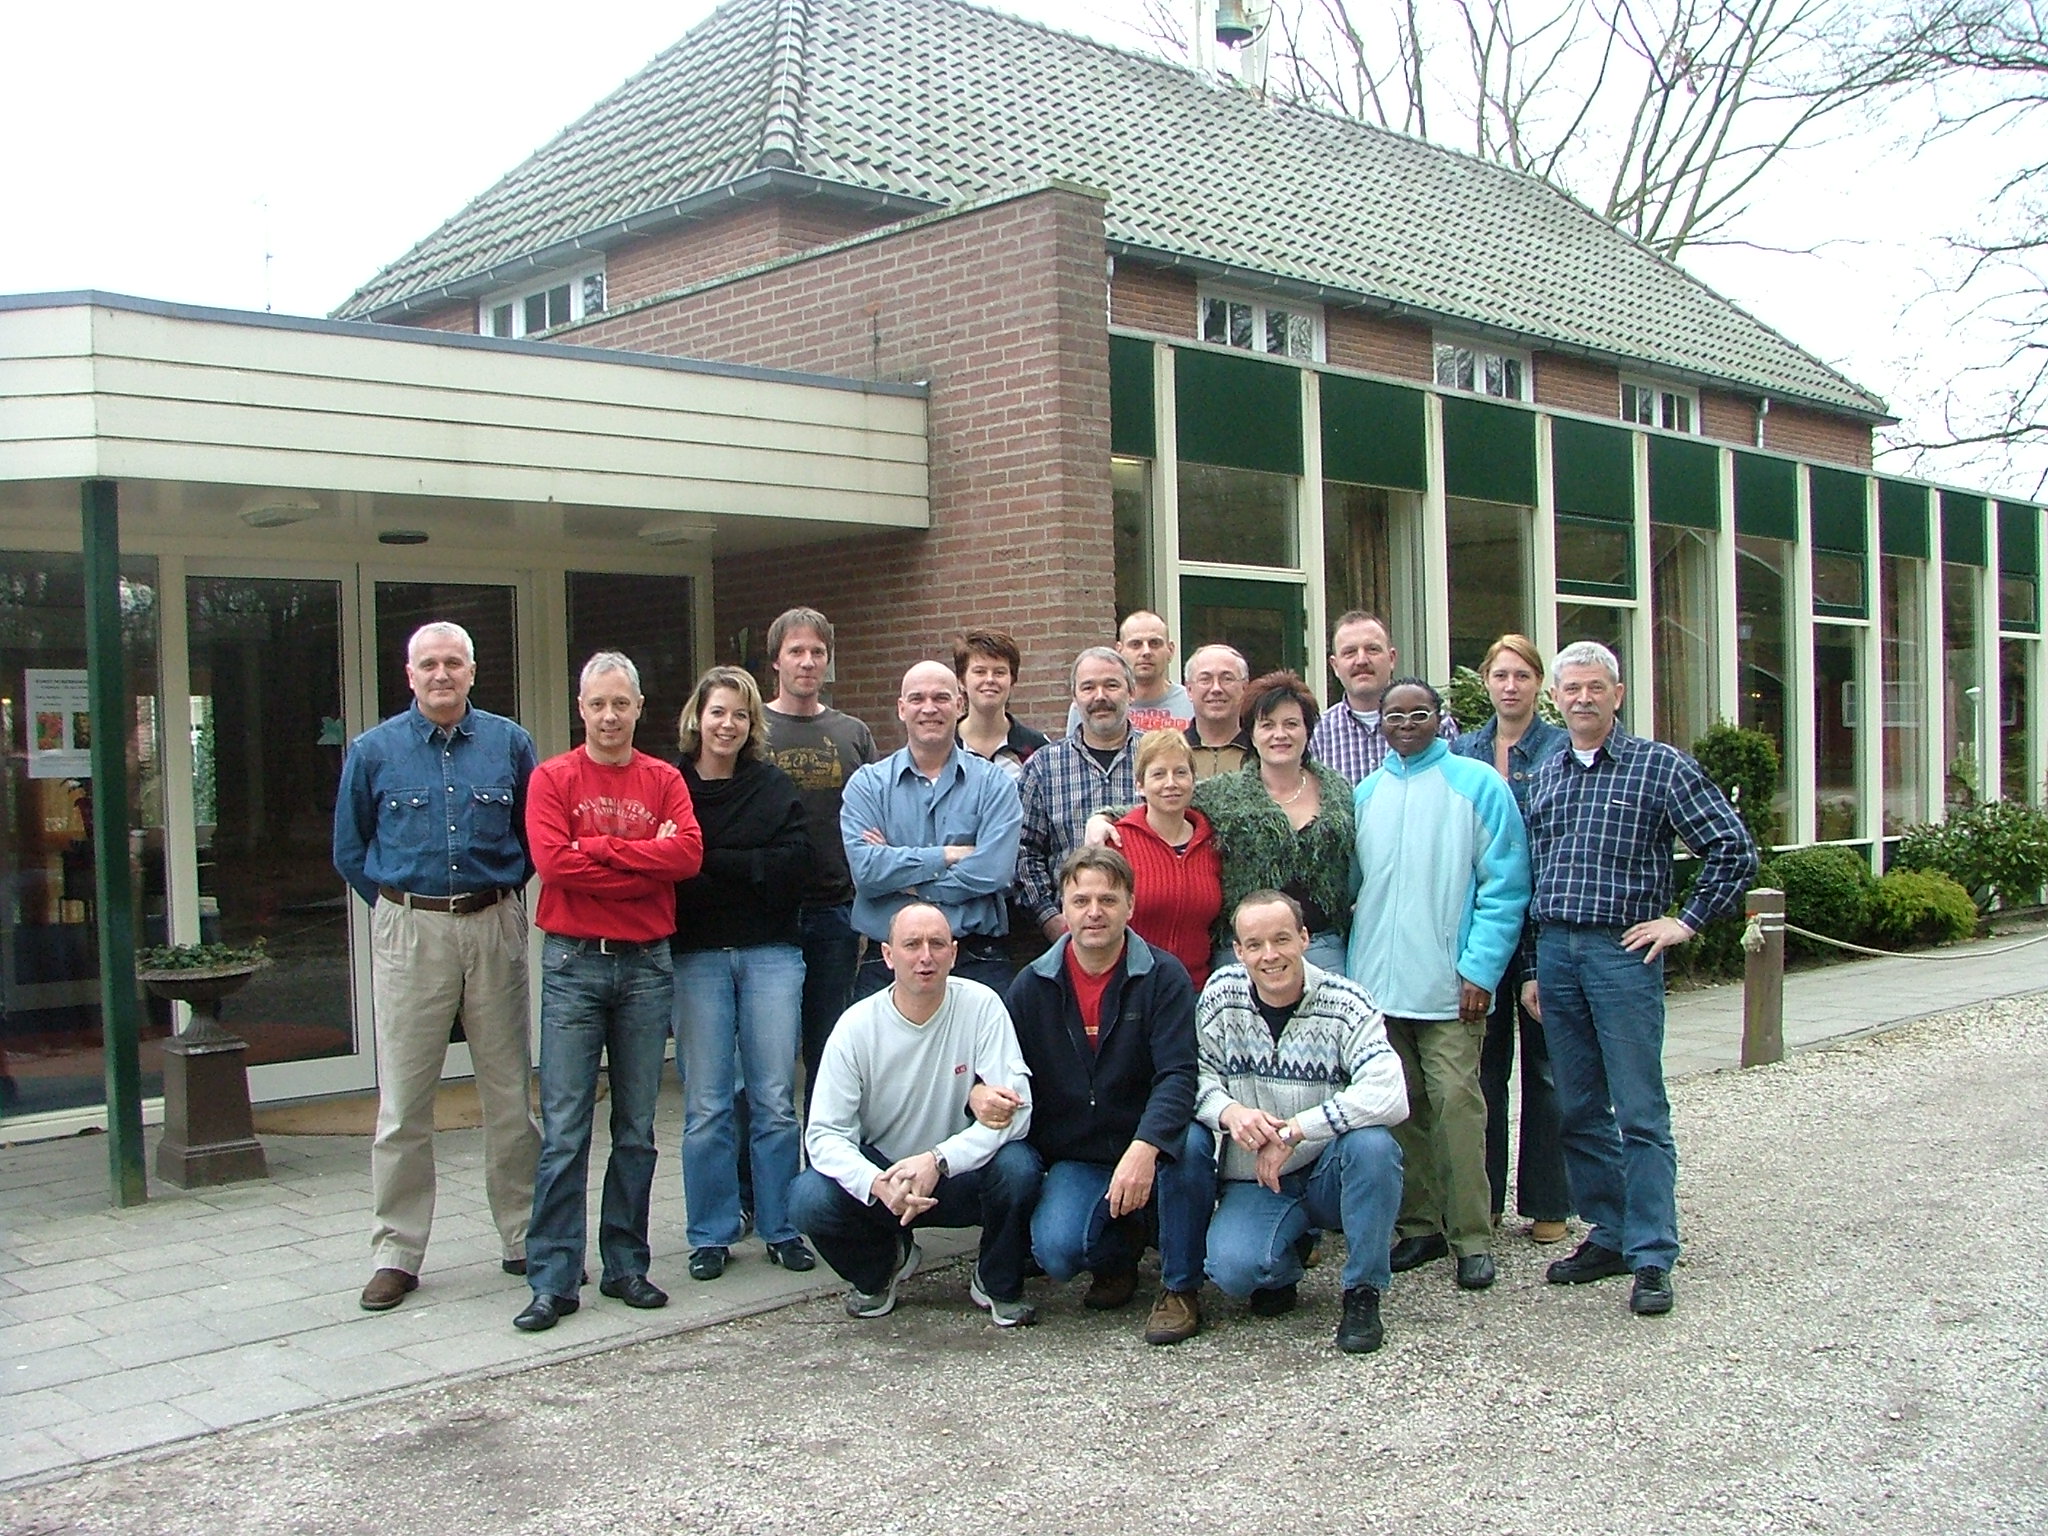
[1386, 1013, 1492, 1256]
[369, 894, 540, 1274]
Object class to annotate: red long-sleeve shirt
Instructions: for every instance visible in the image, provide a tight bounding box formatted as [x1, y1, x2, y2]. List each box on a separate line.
[526, 748, 703, 943]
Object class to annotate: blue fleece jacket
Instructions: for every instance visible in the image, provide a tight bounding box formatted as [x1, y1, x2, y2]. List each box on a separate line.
[1346, 739, 1532, 1020]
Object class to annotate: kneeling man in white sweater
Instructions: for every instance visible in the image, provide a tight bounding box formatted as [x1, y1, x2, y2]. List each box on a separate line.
[789, 902, 1040, 1325]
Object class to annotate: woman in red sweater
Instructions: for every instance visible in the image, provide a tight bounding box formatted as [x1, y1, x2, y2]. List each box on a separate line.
[1113, 730, 1223, 990]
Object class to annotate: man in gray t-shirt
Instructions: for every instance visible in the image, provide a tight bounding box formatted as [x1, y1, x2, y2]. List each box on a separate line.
[758, 608, 878, 1104]
[788, 903, 1040, 1325]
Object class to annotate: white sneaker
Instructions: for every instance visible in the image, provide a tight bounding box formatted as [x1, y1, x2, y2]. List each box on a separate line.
[844, 1237, 921, 1319]
[968, 1263, 1038, 1328]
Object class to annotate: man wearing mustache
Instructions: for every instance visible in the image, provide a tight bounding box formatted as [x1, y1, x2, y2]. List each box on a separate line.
[1018, 647, 1141, 945]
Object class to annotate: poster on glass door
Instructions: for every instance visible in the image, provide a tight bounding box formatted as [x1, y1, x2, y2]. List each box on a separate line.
[25, 669, 92, 779]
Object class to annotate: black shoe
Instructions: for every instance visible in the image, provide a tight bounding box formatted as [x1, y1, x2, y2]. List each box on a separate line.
[1248, 1282, 1298, 1318]
[1455, 1253, 1497, 1290]
[765, 1238, 816, 1272]
[689, 1246, 729, 1281]
[1335, 1285, 1385, 1354]
[500, 1256, 526, 1277]
[1545, 1239, 1630, 1285]
[1389, 1234, 1450, 1272]
[599, 1274, 669, 1309]
[1630, 1266, 1675, 1315]
[512, 1293, 579, 1332]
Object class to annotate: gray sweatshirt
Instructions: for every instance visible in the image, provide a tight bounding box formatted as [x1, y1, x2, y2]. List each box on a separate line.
[805, 978, 1034, 1203]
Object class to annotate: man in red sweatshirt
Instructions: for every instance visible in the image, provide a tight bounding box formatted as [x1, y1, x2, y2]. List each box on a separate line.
[514, 651, 703, 1332]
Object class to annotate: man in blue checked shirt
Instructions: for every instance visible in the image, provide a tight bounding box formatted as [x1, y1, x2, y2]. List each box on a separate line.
[333, 622, 541, 1314]
[1524, 640, 1757, 1319]
[842, 660, 1023, 999]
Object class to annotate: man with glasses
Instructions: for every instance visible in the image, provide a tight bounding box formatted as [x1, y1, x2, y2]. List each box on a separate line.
[1347, 678, 1531, 1292]
[1182, 644, 1252, 780]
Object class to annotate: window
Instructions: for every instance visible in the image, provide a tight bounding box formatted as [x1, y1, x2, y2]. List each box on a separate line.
[479, 266, 606, 337]
[1737, 534, 1794, 844]
[1112, 457, 1154, 619]
[1944, 562, 1985, 810]
[1447, 497, 1533, 669]
[1621, 378, 1698, 434]
[1177, 463, 1297, 568]
[1198, 289, 1321, 361]
[1434, 338, 1529, 402]
[1651, 524, 1718, 753]
[1814, 623, 1864, 840]
[1555, 515, 1634, 597]
[1880, 555, 1927, 833]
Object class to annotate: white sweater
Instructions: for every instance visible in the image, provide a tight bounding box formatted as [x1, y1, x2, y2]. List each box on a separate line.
[805, 978, 1034, 1204]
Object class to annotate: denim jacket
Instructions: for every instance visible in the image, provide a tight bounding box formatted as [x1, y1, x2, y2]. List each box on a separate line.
[1451, 716, 1570, 815]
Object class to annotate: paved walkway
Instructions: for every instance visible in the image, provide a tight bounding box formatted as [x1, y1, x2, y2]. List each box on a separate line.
[6, 926, 2048, 1486]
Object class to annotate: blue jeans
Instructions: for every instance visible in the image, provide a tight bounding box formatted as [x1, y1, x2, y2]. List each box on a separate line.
[1195, 1122, 1403, 1295]
[1483, 970, 1573, 1222]
[526, 936, 674, 1299]
[787, 1140, 1039, 1299]
[1536, 924, 1677, 1270]
[1305, 930, 1348, 975]
[1020, 1140, 1211, 1294]
[673, 944, 805, 1247]
[798, 903, 861, 1113]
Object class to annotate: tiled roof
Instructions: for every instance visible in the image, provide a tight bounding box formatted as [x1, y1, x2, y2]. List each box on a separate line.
[336, 0, 1886, 418]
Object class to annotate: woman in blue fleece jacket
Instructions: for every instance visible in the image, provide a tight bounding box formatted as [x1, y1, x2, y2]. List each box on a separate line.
[1347, 677, 1531, 1291]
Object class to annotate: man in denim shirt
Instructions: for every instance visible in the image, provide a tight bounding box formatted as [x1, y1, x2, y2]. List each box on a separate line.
[334, 622, 541, 1313]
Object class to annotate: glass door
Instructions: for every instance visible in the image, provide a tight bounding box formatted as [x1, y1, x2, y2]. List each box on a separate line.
[1181, 575, 1308, 680]
[184, 573, 368, 1099]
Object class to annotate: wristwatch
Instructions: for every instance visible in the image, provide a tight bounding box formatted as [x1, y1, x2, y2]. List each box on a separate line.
[1275, 1123, 1300, 1149]
[930, 1149, 950, 1181]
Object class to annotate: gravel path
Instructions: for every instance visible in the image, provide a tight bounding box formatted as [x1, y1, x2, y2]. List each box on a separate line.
[7, 999, 2045, 1536]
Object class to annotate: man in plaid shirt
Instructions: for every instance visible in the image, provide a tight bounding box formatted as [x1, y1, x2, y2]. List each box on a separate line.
[1017, 648, 1139, 943]
[1524, 640, 1756, 1319]
[1308, 611, 1457, 784]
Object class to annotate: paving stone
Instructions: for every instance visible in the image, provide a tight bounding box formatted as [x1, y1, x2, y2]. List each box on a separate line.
[59, 1357, 211, 1415]
[46, 1400, 213, 1461]
[0, 1430, 76, 1482]
[167, 1373, 327, 1432]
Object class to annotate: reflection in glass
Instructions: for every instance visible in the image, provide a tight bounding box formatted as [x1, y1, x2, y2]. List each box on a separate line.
[375, 583, 518, 723]
[1651, 525, 1717, 753]
[1736, 534, 1792, 843]
[0, 555, 163, 1118]
[1180, 579, 1306, 681]
[1177, 463, 1297, 569]
[2000, 573, 2038, 632]
[1447, 498, 1530, 672]
[1555, 516, 1633, 594]
[1814, 623, 1863, 841]
[2002, 638, 2035, 803]
[1112, 457, 1154, 621]
[1943, 562, 1984, 810]
[1879, 556, 1926, 833]
[186, 577, 352, 1067]
[1812, 551, 1866, 615]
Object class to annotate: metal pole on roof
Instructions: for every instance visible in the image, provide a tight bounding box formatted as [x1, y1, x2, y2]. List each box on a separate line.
[83, 479, 147, 1207]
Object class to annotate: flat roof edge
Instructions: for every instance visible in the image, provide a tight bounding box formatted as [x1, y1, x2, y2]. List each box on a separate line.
[0, 290, 928, 401]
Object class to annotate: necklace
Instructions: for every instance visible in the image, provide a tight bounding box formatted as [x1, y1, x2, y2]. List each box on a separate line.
[1268, 770, 1309, 807]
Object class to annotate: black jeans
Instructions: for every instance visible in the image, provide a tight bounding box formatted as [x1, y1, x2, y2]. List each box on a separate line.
[787, 1140, 1041, 1299]
[798, 903, 861, 1115]
[1481, 975, 1573, 1222]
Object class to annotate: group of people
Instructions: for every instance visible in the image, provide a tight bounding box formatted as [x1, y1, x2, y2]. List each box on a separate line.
[333, 601, 1757, 1352]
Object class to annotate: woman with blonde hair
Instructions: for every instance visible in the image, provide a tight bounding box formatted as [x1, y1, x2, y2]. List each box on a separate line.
[1451, 634, 1573, 1244]
[1112, 730, 1223, 988]
[670, 665, 815, 1280]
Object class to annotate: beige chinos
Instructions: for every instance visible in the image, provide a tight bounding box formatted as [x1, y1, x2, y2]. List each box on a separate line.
[369, 892, 540, 1274]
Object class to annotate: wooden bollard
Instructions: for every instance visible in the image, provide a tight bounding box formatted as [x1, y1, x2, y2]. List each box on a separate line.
[1741, 887, 1785, 1068]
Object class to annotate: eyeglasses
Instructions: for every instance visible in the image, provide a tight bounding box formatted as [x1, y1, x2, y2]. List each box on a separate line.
[1382, 708, 1439, 727]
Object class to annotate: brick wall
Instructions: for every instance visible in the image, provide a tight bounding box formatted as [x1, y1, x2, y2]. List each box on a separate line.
[1109, 262, 1196, 337]
[408, 301, 476, 332]
[1324, 307, 1433, 381]
[1533, 352, 1620, 416]
[1701, 388, 1760, 446]
[604, 197, 892, 308]
[1764, 402, 1874, 469]
[563, 186, 1116, 738]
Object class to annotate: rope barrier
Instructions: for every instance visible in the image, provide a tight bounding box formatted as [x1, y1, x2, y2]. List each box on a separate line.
[1741, 913, 2048, 961]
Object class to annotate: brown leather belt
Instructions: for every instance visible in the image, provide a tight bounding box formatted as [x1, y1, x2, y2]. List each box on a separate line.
[378, 885, 508, 916]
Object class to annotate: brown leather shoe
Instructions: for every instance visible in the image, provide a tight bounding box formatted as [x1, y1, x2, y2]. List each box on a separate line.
[1083, 1267, 1139, 1310]
[1529, 1220, 1570, 1245]
[1144, 1288, 1202, 1345]
[359, 1268, 418, 1311]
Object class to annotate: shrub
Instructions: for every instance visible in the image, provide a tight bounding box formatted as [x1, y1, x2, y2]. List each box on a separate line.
[1895, 799, 2048, 912]
[1691, 721, 1781, 851]
[1665, 859, 1751, 984]
[1770, 845, 1875, 954]
[1867, 869, 1978, 949]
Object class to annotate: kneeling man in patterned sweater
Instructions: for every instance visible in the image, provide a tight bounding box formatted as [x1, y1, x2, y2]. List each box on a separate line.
[1185, 890, 1409, 1353]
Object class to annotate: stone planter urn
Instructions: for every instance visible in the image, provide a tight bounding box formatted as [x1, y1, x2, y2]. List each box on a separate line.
[137, 955, 270, 1188]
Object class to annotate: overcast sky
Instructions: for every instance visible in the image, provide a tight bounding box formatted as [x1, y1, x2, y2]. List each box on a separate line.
[3, 0, 2034, 496]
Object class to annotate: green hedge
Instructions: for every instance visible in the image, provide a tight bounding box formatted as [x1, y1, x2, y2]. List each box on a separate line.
[1894, 799, 2048, 912]
[1868, 869, 1978, 948]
